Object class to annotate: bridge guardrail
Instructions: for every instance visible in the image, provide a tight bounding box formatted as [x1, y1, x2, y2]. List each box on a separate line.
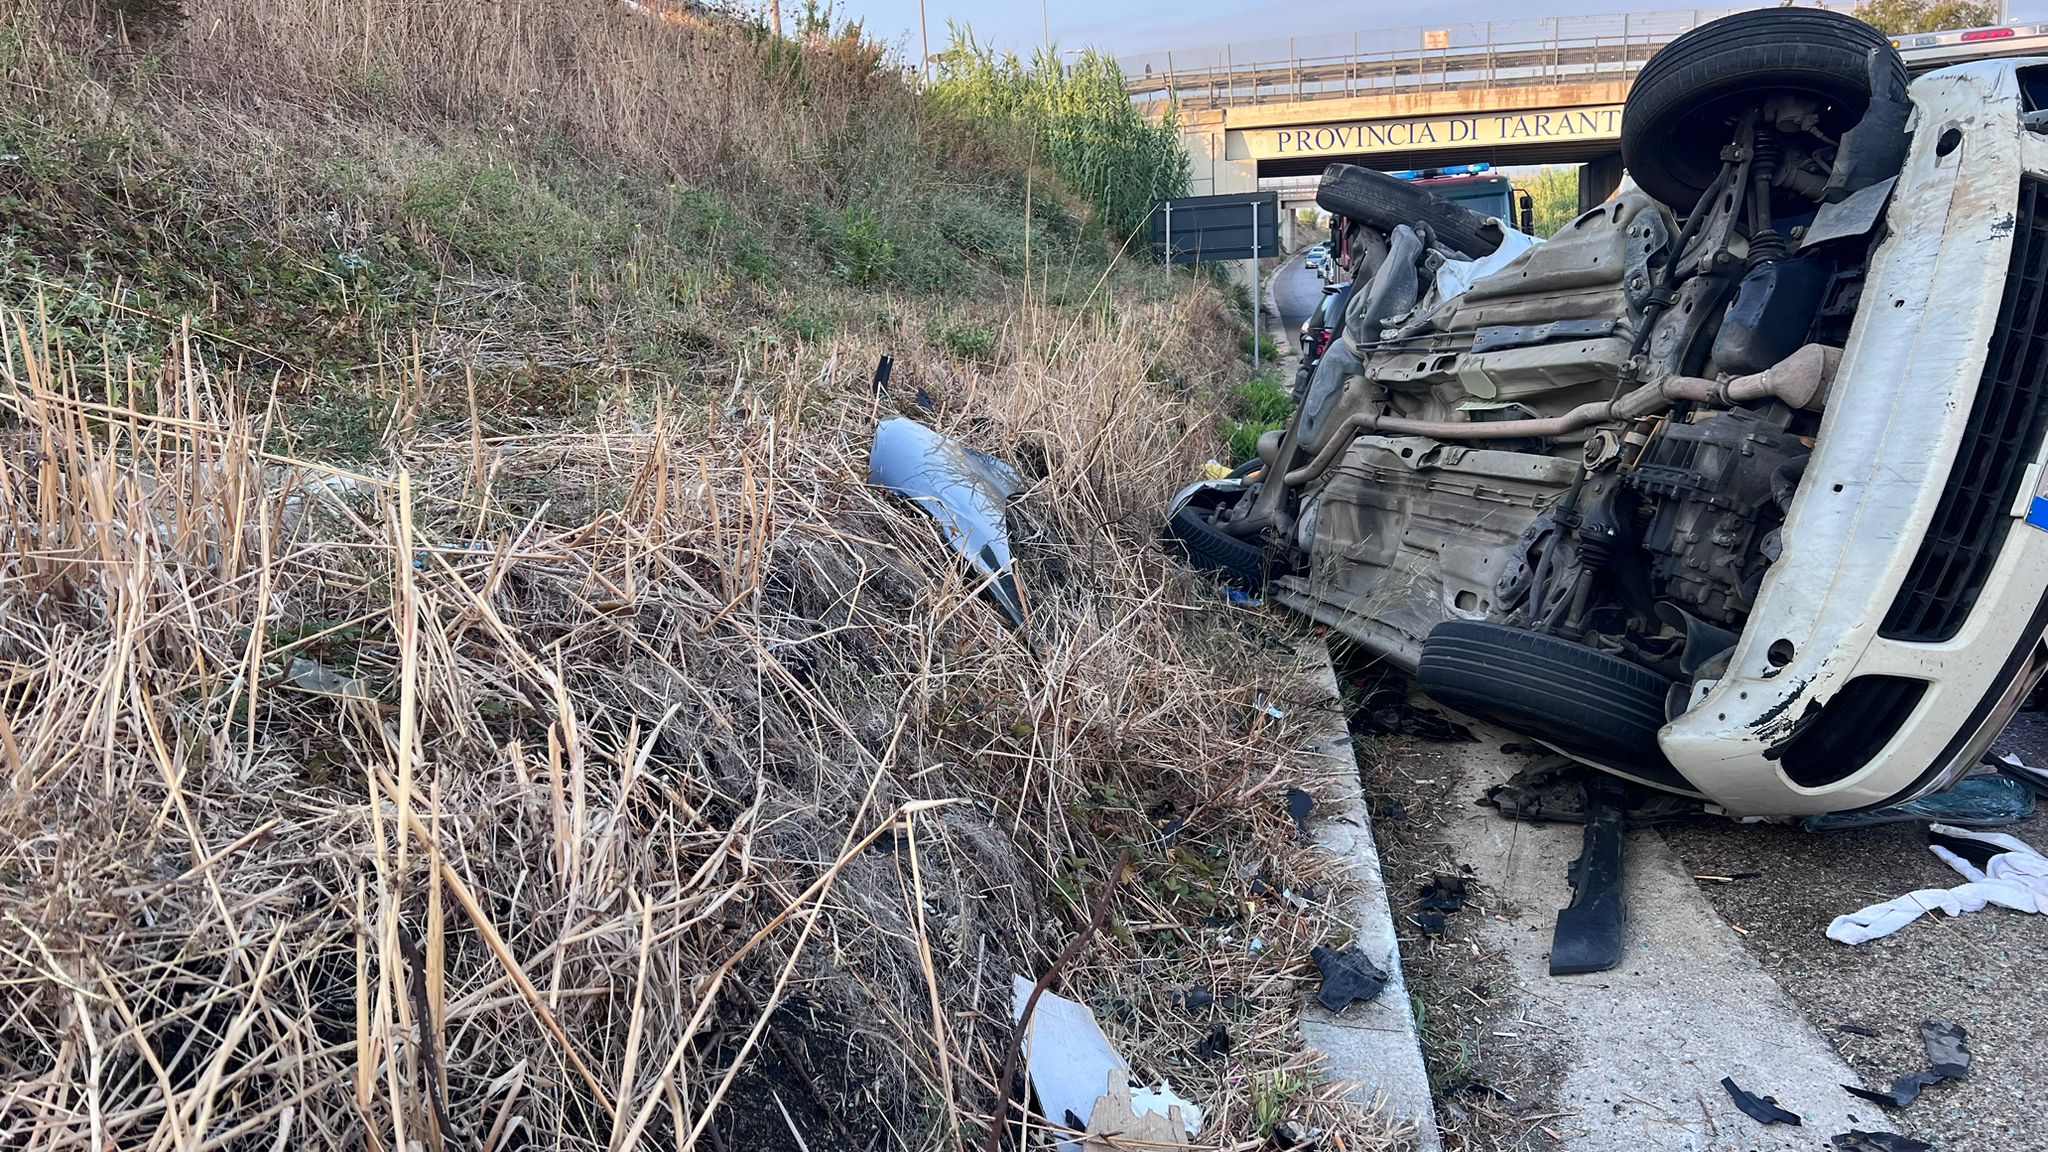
[1121, 9, 1738, 108]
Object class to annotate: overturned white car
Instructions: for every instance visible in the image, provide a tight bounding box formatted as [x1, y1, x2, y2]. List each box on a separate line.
[1170, 9, 2048, 816]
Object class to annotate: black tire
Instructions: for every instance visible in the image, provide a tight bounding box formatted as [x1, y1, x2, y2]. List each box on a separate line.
[1165, 486, 1273, 587]
[1316, 164, 1502, 257]
[1621, 9, 1902, 213]
[1417, 620, 1672, 764]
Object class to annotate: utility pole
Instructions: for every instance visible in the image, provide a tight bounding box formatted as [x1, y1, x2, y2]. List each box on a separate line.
[1042, 0, 1050, 54]
[770, 0, 782, 37]
[920, 0, 930, 82]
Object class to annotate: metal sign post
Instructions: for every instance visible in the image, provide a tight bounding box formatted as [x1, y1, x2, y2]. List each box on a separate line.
[1250, 200, 1261, 370]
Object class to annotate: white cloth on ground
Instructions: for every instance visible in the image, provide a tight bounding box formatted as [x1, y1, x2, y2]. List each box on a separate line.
[1825, 823, 2048, 944]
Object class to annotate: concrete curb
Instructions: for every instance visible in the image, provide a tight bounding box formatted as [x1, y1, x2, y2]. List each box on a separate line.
[1296, 641, 1442, 1152]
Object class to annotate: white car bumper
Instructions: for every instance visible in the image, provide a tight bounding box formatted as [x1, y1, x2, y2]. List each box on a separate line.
[1665, 61, 2048, 814]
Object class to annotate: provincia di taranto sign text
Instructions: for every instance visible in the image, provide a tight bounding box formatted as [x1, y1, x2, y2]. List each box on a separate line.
[1249, 105, 1623, 159]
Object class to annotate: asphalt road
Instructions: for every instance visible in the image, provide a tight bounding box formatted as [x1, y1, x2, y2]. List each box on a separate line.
[1273, 251, 1328, 339]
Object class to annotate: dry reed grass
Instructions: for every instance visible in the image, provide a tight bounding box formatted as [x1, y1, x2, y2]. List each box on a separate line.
[0, 278, 1399, 1150]
[17, 0, 988, 210]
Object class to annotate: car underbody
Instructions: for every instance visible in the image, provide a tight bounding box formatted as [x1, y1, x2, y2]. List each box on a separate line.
[1169, 10, 2048, 817]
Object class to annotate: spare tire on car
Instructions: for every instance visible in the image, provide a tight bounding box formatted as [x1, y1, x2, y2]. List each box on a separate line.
[1620, 8, 1903, 214]
[1316, 164, 1503, 258]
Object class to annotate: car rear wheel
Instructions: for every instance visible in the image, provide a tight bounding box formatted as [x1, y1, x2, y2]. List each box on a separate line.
[1620, 8, 1902, 213]
[1317, 164, 1503, 258]
[1417, 620, 1672, 764]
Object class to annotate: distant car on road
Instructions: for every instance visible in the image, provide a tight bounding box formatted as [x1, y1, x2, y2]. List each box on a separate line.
[1304, 247, 1329, 271]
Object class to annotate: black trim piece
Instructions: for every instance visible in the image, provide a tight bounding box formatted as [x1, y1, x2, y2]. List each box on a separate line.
[1767, 675, 1929, 789]
[1880, 177, 2048, 643]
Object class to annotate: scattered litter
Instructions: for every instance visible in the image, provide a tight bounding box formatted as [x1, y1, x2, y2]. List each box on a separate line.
[1484, 756, 1704, 825]
[1804, 773, 2034, 831]
[913, 385, 937, 412]
[1830, 1132, 1934, 1152]
[1827, 823, 2048, 944]
[1840, 1018, 1971, 1109]
[1832, 1023, 1881, 1038]
[1191, 1022, 1232, 1060]
[1694, 872, 1763, 884]
[1921, 1017, 1971, 1080]
[1270, 1120, 1321, 1149]
[1012, 977, 1122, 1148]
[1222, 588, 1264, 608]
[869, 417, 1026, 627]
[283, 657, 372, 700]
[1720, 1076, 1800, 1126]
[1198, 459, 1233, 480]
[1347, 669, 1473, 742]
[1416, 912, 1447, 936]
[1308, 945, 1387, 1012]
[870, 353, 893, 397]
[1169, 986, 1214, 1013]
[1842, 1070, 1943, 1109]
[1417, 874, 1468, 913]
[1995, 750, 2048, 795]
[1149, 801, 1186, 848]
[1086, 1079, 1198, 1150]
[1010, 977, 1200, 1150]
[1286, 788, 1314, 837]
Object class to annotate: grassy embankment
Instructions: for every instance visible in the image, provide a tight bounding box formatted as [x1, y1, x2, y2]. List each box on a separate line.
[0, 3, 1396, 1149]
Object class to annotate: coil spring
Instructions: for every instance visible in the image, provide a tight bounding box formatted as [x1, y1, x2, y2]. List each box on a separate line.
[1747, 132, 1789, 267]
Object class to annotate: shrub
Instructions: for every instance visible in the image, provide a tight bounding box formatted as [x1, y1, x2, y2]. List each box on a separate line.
[935, 321, 998, 362]
[929, 34, 1189, 242]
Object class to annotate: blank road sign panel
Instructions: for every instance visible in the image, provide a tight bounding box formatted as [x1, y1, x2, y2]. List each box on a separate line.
[1150, 192, 1280, 264]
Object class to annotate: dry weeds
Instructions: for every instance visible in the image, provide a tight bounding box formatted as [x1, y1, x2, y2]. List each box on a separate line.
[0, 280, 1399, 1150]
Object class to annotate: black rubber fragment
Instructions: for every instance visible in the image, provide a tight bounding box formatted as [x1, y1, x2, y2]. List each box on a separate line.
[1721, 1076, 1801, 1125]
[1842, 1071, 1943, 1109]
[1309, 945, 1387, 1013]
[1286, 787, 1314, 837]
[1921, 1017, 1971, 1080]
[1831, 1132, 1934, 1152]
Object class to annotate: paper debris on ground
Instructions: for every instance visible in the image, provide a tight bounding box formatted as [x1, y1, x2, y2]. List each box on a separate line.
[1011, 976, 1200, 1149]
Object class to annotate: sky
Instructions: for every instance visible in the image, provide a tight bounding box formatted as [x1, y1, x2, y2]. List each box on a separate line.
[828, 0, 1785, 62]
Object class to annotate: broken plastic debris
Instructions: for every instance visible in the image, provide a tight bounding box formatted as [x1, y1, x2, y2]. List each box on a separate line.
[1804, 773, 2034, 831]
[1417, 874, 1468, 913]
[1995, 750, 2048, 795]
[1191, 1022, 1231, 1060]
[1842, 1070, 1943, 1109]
[870, 418, 1026, 628]
[1286, 788, 1314, 837]
[1841, 1018, 1971, 1109]
[284, 657, 372, 700]
[1830, 1132, 1934, 1152]
[1827, 823, 2048, 944]
[1308, 945, 1387, 1012]
[1720, 1076, 1800, 1125]
[1222, 587, 1263, 608]
[1348, 668, 1473, 742]
[1921, 1017, 1970, 1080]
[1010, 977, 1200, 1150]
[1090, 1080, 1198, 1149]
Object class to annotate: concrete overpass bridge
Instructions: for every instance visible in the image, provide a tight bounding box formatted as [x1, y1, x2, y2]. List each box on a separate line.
[1129, 8, 2048, 207]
